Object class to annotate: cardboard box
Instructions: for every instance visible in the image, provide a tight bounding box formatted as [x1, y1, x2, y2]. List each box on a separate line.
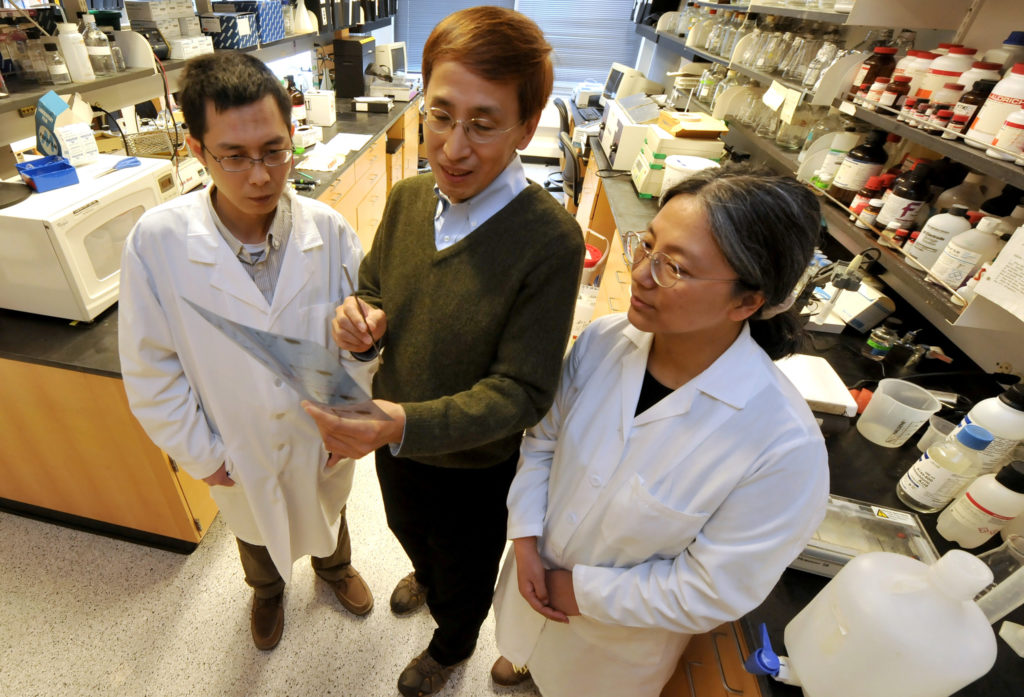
[168, 35, 214, 59]
[212, 0, 284, 43]
[131, 17, 182, 38]
[125, 0, 174, 20]
[657, 110, 729, 139]
[178, 15, 203, 36]
[200, 12, 257, 49]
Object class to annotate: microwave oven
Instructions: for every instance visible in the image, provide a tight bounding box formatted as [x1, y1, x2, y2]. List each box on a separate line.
[0, 155, 178, 321]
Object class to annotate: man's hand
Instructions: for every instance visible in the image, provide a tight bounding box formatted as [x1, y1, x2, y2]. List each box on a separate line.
[302, 400, 406, 461]
[202, 462, 234, 487]
[332, 296, 387, 353]
[545, 569, 580, 617]
[514, 537, 568, 623]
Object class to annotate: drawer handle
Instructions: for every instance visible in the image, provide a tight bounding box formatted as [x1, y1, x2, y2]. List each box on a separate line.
[685, 661, 703, 697]
[608, 297, 624, 313]
[615, 269, 629, 285]
[711, 630, 745, 695]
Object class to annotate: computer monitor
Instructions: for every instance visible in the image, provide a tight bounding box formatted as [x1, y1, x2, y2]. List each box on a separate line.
[599, 62, 663, 106]
[374, 41, 407, 77]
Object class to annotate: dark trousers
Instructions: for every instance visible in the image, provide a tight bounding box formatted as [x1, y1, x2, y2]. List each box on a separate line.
[376, 447, 517, 666]
[236, 507, 352, 599]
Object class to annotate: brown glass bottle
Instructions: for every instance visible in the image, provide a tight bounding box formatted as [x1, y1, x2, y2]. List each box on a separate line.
[951, 78, 998, 135]
[828, 130, 889, 206]
[850, 46, 898, 97]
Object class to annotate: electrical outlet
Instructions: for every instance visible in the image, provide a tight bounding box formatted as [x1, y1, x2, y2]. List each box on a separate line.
[995, 361, 1015, 375]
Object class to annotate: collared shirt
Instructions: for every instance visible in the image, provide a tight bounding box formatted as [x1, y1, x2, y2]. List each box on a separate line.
[206, 185, 291, 304]
[433, 154, 529, 251]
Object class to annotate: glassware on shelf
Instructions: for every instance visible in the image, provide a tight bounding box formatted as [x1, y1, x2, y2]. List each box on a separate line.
[711, 70, 747, 111]
[802, 40, 840, 89]
[755, 104, 782, 138]
[738, 90, 769, 126]
[776, 103, 817, 150]
[81, 14, 116, 76]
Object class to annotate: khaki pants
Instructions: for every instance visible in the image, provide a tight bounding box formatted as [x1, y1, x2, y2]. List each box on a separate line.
[236, 507, 352, 599]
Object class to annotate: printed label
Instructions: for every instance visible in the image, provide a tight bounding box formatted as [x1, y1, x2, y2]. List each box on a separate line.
[871, 506, 915, 525]
[898, 452, 972, 508]
[945, 491, 1015, 538]
[86, 46, 112, 56]
[831, 160, 884, 192]
[950, 415, 1018, 470]
[930, 244, 984, 287]
[877, 193, 924, 226]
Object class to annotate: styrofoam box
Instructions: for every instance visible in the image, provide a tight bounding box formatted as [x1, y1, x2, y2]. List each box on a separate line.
[131, 17, 182, 38]
[178, 15, 203, 36]
[125, 0, 174, 20]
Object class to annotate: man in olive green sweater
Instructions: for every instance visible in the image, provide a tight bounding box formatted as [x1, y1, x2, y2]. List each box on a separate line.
[302, 7, 584, 697]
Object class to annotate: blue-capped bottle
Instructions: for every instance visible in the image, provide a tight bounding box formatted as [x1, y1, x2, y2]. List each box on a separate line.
[897, 423, 994, 513]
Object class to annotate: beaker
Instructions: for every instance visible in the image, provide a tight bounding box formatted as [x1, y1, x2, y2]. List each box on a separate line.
[975, 534, 1024, 623]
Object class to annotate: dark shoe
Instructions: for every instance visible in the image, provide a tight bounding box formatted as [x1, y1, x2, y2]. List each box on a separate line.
[390, 571, 428, 615]
[491, 656, 532, 686]
[322, 565, 374, 616]
[397, 649, 463, 697]
[251, 592, 284, 650]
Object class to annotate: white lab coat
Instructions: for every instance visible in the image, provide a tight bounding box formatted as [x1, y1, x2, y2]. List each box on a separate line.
[119, 188, 373, 582]
[493, 314, 829, 697]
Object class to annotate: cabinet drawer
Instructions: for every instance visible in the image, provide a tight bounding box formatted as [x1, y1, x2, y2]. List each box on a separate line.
[356, 176, 387, 250]
[354, 136, 385, 181]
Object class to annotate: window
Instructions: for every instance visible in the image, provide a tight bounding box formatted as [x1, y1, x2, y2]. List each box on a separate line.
[396, 0, 642, 92]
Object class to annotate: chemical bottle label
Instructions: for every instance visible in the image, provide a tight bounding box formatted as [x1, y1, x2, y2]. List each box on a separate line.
[877, 193, 924, 226]
[831, 160, 884, 192]
[947, 491, 1016, 536]
[86, 46, 112, 56]
[950, 415, 1018, 470]
[929, 244, 984, 287]
[898, 452, 972, 508]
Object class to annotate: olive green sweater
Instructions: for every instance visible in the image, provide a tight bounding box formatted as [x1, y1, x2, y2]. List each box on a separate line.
[358, 174, 585, 468]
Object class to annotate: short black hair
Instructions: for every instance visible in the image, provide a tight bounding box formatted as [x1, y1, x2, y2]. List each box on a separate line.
[178, 52, 291, 142]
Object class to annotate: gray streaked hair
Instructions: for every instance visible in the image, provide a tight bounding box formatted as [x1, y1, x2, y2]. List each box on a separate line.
[660, 163, 822, 358]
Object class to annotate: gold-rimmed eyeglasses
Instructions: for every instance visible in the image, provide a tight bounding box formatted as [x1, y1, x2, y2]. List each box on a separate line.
[622, 231, 739, 288]
[420, 105, 521, 144]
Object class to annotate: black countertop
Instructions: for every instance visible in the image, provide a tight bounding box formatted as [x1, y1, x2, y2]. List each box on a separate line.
[0, 96, 419, 379]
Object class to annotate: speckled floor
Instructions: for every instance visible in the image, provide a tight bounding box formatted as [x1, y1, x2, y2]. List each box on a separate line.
[0, 455, 543, 697]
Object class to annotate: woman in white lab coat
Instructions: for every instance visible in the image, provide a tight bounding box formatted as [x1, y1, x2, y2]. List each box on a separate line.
[492, 164, 830, 697]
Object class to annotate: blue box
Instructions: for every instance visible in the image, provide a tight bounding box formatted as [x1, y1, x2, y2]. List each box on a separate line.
[199, 11, 258, 49]
[211, 0, 284, 43]
[16, 157, 79, 193]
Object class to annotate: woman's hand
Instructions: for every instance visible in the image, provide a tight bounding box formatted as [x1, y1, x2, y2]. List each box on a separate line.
[545, 569, 580, 617]
[513, 537, 568, 623]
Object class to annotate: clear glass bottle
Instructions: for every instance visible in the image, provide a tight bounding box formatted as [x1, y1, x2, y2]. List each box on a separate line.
[710, 69, 745, 111]
[776, 103, 816, 150]
[861, 317, 901, 360]
[44, 42, 72, 85]
[897, 424, 994, 513]
[81, 14, 115, 76]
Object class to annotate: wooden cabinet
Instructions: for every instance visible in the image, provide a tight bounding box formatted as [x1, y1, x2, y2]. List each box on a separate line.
[594, 231, 630, 320]
[0, 358, 218, 546]
[318, 135, 387, 251]
[576, 155, 616, 238]
[660, 623, 763, 697]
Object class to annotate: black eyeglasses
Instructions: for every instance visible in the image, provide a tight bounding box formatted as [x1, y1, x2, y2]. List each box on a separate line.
[202, 144, 294, 172]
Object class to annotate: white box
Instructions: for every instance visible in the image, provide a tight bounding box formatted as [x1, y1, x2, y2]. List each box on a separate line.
[131, 17, 182, 38]
[630, 148, 664, 198]
[178, 15, 203, 35]
[304, 89, 337, 127]
[125, 0, 173, 20]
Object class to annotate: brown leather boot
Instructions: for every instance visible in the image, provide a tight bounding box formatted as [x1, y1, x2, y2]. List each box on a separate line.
[389, 571, 428, 614]
[491, 656, 532, 686]
[250, 592, 284, 650]
[322, 565, 374, 616]
[397, 649, 465, 697]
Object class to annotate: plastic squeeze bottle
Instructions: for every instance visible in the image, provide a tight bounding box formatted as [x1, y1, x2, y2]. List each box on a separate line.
[897, 423, 994, 513]
[949, 383, 1024, 472]
[928, 215, 1003, 288]
[55, 22, 95, 83]
[937, 460, 1024, 548]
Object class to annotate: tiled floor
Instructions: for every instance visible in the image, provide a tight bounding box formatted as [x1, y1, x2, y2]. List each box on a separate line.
[0, 455, 542, 697]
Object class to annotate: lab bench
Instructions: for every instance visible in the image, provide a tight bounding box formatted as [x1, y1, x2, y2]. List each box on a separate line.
[0, 96, 421, 552]
[576, 133, 1023, 695]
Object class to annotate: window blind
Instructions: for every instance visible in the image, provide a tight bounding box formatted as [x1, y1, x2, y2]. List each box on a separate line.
[395, 0, 515, 72]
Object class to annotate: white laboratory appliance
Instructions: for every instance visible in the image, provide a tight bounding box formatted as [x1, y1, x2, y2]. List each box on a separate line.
[0, 154, 178, 321]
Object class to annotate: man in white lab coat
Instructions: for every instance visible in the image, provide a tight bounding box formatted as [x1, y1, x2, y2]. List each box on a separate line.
[118, 52, 374, 651]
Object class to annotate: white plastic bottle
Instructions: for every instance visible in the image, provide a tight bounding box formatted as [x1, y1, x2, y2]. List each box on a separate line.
[957, 60, 1003, 89]
[928, 216, 1003, 288]
[783, 550, 996, 697]
[897, 423, 993, 513]
[983, 31, 1024, 71]
[949, 383, 1024, 473]
[965, 62, 1024, 148]
[915, 46, 977, 100]
[986, 107, 1024, 161]
[906, 204, 972, 268]
[55, 22, 95, 83]
[937, 460, 1024, 548]
[933, 171, 988, 212]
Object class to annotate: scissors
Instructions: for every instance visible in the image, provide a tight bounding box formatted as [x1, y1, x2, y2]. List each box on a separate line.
[341, 264, 383, 361]
[96, 157, 140, 178]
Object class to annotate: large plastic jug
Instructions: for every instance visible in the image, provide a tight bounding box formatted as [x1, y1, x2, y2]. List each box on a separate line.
[783, 550, 996, 697]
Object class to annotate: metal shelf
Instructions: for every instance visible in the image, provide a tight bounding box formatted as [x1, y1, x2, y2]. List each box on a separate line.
[635, 23, 659, 42]
[666, 43, 815, 99]
[835, 99, 1024, 191]
[820, 203, 963, 326]
[719, 110, 802, 174]
[748, 2, 850, 22]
